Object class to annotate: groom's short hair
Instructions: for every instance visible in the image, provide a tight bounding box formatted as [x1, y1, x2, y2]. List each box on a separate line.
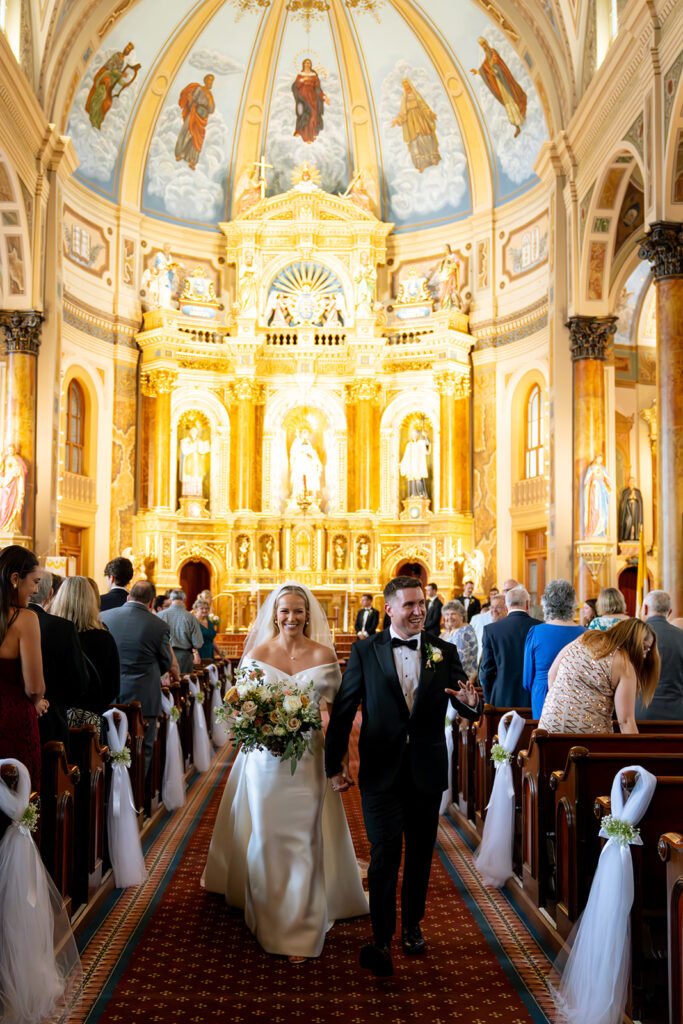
[384, 576, 424, 602]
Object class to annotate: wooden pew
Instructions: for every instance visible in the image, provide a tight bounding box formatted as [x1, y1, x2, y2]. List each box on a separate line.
[144, 714, 162, 818]
[552, 748, 683, 938]
[40, 741, 80, 916]
[68, 725, 109, 913]
[457, 716, 477, 822]
[113, 703, 146, 821]
[658, 830, 683, 1024]
[596, 774, 683, 1022]
[178, 676, 194, 771]
[473, 706, 536, 837]
[518, 725, 683, 909]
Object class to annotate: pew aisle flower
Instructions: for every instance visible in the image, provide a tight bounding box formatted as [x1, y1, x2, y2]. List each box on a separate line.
[548, 765, 657, 1024]
[473, 710, 526, 887]
[207, 664, 229, 748]
[215, 665, 323, 775]
[189, 678, 212, 773]
[0, 759, 82, 1024]
[160, 692, 186, 810]
[102, 709, 147, 889]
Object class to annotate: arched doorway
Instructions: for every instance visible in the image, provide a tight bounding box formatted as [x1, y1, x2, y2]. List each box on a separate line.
[617, 564, 654, 616]
[179, 559, 211, 610]
[395, 561, 427, 588]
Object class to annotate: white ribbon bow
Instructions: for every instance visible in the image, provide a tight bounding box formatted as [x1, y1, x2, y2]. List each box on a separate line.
[0, 759, 38, 906]
[103, 709, 137, 819]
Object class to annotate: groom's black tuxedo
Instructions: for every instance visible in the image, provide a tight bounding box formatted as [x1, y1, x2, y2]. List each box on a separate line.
[325, 628, 482, 946]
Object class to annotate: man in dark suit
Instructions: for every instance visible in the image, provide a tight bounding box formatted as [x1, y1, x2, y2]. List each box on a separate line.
[101, 579, 176, 772]
[635, 590, 683, 720]
[423, 583, 443, 633]
[456, 580, 481, 622]
[355, 593, 379, 638]
[479, 585, 536, 707]
[325, 576, 482, 977]
[29, 571, 90, 756]
[100, 556, 134, 611]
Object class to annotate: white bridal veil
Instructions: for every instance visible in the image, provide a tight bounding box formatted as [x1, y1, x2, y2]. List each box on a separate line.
[240, 582, 334, 667]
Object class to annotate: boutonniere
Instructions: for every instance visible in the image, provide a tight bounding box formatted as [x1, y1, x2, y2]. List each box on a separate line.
[424, 643, 443, 670]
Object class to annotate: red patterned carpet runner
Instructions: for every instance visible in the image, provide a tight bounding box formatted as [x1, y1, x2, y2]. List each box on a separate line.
[69, 736, 555, 1024]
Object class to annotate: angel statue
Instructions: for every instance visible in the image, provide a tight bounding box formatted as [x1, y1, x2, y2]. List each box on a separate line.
[462, 549, 485, 594]
[353, 252, 377, 316]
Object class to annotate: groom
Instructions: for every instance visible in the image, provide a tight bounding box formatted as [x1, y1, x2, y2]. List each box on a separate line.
[325, 575, 482, 977]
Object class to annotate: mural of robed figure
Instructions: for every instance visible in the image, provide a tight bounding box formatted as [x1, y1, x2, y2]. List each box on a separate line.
[471, 37, 527, 137]
[392, 79, 440, 173]
[176, 74, 215, 170]
[292, 59, 328, 144]
[85, 42, 141, 130]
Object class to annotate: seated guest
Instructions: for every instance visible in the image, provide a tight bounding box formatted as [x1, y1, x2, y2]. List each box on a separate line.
[0, 546, 47, 791]
[355, 593, 379, 638]
[193, 597, 221, 660]
[539, 619, 659, 734]
[100, 556, 134, 611]
[424, 582, 443, 633]
[522, 579, 585, 717]
[587, 587, 629, 631]
[158, 589, 203, 674]
[580, 598, 598, 627]
[635, 590, 683, 720]
[479, 586, 535, 707]
[50, 576, 120, 733]
[441, 600, 478, 678]
[29, 570, 89, 756]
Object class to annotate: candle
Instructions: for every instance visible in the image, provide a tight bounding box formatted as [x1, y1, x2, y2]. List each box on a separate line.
[343, 590, 348, 632]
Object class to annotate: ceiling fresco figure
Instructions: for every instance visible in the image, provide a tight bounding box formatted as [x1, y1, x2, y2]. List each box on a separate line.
[392, 78, 441, 172]
[85, 41, 140, 130]
[471, 37, 527, 137]
[175, 74, 216, 170]
[292, 59, 328, 144]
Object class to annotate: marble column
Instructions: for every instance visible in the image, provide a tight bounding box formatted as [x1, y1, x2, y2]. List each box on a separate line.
[567, 315, 616, 600]
[0, 310, 43, 542]
[140, 369, 177, 509]
[639, 223, 683, 613]
[347, 379, 381, 512]
[228, 378, 261, 511]
[640, 401, 657, 549]
[435, 370, 471, 512]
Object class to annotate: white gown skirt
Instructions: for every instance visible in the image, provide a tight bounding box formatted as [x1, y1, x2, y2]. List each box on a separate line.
[204, 734, 368, 957]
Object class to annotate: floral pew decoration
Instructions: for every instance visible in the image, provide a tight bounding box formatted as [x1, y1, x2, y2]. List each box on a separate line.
[189, 677, 212, 773]
[548, 764, 657, 1024]
[207, 664, 228, 748]
[160, 692, 186, 811]
[102, 709, 147, 889]
[473, 709, 526, 887]
[0, 758, 82, 1023]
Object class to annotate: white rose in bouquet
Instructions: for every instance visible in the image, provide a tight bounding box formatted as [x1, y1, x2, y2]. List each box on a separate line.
[283, 694, 302, 714]
[273, 726, 286, 736]
[287, 718, 302, 732]
[241, 701, 258, 719]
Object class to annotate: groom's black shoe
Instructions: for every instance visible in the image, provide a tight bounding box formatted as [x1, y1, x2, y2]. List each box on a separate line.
[359, 942, 394, 977]
[402, 924, 426, 956]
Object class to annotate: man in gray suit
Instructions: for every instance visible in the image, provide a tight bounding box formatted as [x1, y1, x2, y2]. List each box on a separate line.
[102, 580, 177, 772]
[158, 589, 203, 674]
[636, 590, 683, 721]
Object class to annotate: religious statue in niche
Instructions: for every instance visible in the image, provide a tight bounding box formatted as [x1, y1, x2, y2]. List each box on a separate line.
[236, 536, 250, 570]
[178, 421, 210, 498]
[618, 477, 644, 542]
[289, 428, 323, 502]
[292, 59, 328, 144]
[392, 79, 441, 173]
[295, 531, 312, 570]
[353, 252, 377, 315]
[142, 244, 183, 309]
[400, 423, 431, 499]
[333, 536, 347, 570]
[85, 42, 141, 130]
[322, 292, 343, 327]
[0, 445, 27, 533]
[435, 245, 463, 311]
[260, 535, 275, 570]
[357, 537, 371, 570]
[583, 455, 612, 538]
[471, 38, 527, 138]
[238, 252, 259, 315]
[175, 75, 215, 170]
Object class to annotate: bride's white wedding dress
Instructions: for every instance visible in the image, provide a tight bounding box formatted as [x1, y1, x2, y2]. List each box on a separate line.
[204, 658, 368, 957]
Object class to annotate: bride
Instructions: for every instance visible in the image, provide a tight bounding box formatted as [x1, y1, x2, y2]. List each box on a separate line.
[203, 583, 368, 960]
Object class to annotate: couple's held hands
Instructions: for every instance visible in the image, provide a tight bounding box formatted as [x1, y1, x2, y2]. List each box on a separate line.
[445, 679, 479, 708]
[330, 770, 355, 793]
[35, 698, 49, 716]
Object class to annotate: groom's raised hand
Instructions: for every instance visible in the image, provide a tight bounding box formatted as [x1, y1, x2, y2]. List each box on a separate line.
[445, 679, 479, 707]
[330, 770, 355, 792]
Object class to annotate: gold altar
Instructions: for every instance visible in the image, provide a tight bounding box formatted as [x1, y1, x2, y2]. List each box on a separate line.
[133, 174, 473, 629]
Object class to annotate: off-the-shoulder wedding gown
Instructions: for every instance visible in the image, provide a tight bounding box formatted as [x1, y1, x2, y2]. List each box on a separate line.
[204, 659, 368, 957]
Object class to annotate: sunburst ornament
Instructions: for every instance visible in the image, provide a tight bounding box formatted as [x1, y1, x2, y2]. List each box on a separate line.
[290, 162, 322, 187]
[270, 261, 343, 326]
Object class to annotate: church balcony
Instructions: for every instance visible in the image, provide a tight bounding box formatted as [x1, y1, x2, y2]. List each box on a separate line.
[59, 472, 97, 506]
[511, 475, 549, 509]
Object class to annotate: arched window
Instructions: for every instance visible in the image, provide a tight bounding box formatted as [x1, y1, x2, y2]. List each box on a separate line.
[66, 380, 85, 474]
[524, 384, 544, 479]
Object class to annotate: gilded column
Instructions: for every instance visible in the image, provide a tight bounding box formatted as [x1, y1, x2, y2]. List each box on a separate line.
[435, 370, 471, 512]
[640, 401, 657, 548]
[568, 316, 616, 600]
[347, 379, 381, 512]
[639, 224, 683, 611]
[228, 378, 261, 511]
[140, 369, 177, 509]
[0, 311, 43, 542]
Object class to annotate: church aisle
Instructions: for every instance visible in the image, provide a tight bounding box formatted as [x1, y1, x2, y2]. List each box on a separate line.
[69, 741, 555, 1024]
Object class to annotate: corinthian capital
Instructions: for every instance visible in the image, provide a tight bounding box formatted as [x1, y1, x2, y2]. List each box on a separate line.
[566, 315, 616, 362]
[639, 221, 683, 280]
[0, 310, 43, 355]
[435, 370, 471, 399]
[346, 379, 381, 402]
[228, 377, 263, 403]
[141, 369, 178, 397]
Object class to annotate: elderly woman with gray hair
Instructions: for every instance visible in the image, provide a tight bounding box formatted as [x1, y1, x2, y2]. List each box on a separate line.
[522, 579, 585, 717]
[441, 599, 478, 678]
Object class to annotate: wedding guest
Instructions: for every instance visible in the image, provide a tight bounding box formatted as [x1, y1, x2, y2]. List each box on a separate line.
[424, 583, 443, 633]
[522, 580, 585, 717]
[635, 590, 683, 720]
[154, 593, 171, 614]
[587, 587, 629, 631]
[355, 593, 379, 638]
[441, 600, 478, 678]
[539, 619, 659, 733]
[479, 586, 535, 707]
[100, 556, 134, 611]
[158, 589, 203, 673]
[580, 598, 598, 627]
[454, 580, 480, 623]
[193, 597, 221, 660]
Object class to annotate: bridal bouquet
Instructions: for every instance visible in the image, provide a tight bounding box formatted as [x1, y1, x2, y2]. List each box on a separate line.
[214, 664, 322, 774]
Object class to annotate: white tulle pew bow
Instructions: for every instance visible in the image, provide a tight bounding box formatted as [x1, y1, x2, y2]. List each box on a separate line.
[189, 678, 212, 773]
[160, 692, 186, 810]
[207, 664, 228, 747]
[102, 709, 147, 888]
[473, 709, 526, 887]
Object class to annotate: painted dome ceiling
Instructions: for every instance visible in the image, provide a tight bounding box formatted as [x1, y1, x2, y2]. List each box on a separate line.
[65, 0, 551, 232]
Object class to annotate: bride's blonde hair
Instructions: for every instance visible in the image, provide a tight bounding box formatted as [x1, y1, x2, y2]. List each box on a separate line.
[273, 585, 311, 637]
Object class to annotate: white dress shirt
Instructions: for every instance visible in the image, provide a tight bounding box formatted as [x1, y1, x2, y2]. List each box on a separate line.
[389, 626, 421, 711]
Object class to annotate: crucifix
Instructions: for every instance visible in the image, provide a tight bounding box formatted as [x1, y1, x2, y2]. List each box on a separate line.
[250, 152, 272, 199]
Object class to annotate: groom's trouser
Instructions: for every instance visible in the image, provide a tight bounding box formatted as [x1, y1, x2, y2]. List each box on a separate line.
[361, 751, 441, 946]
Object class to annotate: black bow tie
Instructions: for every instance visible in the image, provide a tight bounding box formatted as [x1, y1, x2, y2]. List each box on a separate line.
[391, 637, 418, 650]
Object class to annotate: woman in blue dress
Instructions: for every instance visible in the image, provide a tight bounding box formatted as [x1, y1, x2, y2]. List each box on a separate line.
[193, 597, 219, 660]
[522, 579, 585, 718]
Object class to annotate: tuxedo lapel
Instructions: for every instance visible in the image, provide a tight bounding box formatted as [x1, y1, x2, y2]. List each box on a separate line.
[374, 631, 409, 715]
[411, 633, 435, 716]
